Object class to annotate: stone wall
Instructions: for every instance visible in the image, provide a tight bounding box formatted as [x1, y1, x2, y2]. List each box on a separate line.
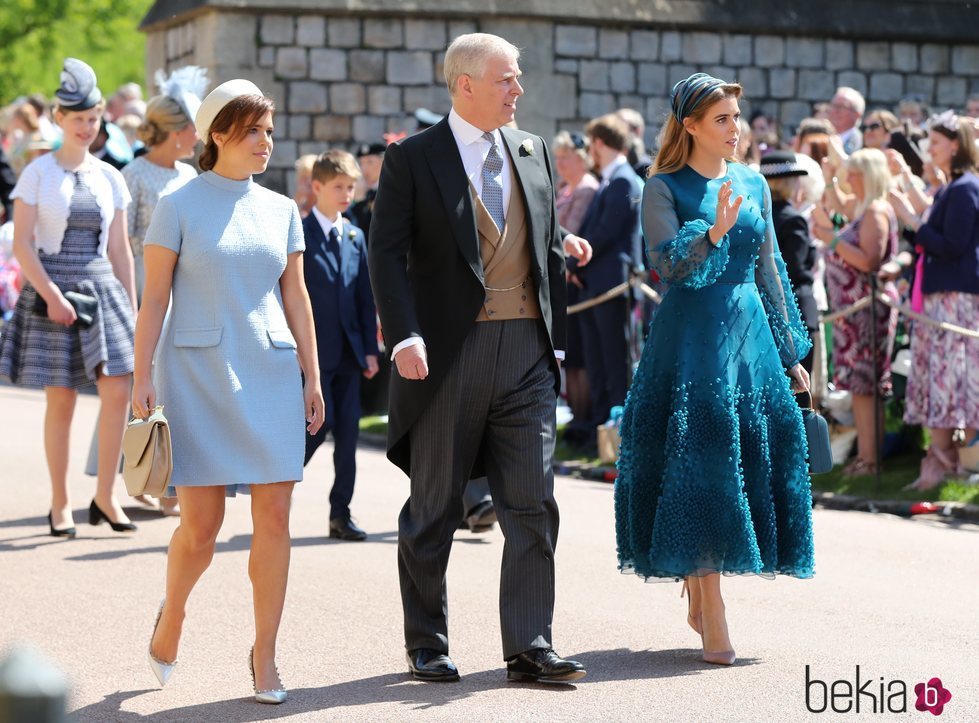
[143, 9, 979, 193]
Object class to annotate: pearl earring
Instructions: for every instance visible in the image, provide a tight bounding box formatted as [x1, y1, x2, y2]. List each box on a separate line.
[176, 141, 181, 150]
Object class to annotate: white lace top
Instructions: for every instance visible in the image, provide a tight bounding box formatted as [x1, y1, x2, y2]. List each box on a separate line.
[10, 152, 130, 256]
[121, 157, 197, 256]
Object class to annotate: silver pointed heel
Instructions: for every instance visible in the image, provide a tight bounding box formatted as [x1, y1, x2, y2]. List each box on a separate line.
[148, 599, 177, 687]
[249, 647, 287, 704]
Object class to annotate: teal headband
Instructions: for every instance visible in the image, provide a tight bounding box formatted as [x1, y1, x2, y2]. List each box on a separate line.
[671, 73, 726, 123]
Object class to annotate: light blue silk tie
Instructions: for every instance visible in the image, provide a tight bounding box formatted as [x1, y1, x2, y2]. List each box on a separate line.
[481, 131, 505, 232]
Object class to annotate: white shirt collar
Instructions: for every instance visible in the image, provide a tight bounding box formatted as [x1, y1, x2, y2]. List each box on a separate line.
[600, 154, 629, 184]
[311, 205, 345, 241]
[447, 108, 512, 220]
[448, 108, 500, 147]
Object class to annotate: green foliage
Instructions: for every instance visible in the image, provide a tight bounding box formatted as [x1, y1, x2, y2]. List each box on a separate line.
[809, 448, 979, 504]
[939, 481, 979, 507]
[358, 415, 388, 437]
[0, 0, 153, 105]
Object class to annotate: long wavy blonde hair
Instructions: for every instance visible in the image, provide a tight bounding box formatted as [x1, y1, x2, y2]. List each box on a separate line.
[845, 148, 891, 218]
[650, 82, 743, 177]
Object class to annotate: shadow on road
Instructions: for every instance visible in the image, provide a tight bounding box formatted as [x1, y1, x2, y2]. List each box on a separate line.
[73, 652, 763, 720]
[573, 647, 761, 681]
[50, 532, 401, 562]
[1, 524, 493, 559]
[73, 668, 581, 720]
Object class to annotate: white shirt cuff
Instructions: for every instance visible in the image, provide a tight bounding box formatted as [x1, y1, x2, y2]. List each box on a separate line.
[554, 350, 566, 361]
[392, 337, 426, 358]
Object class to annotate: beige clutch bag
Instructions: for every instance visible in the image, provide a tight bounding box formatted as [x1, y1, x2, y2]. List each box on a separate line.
[122, 405, 173, 498]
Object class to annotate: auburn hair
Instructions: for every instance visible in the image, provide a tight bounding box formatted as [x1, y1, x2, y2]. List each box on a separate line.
[198, 94, 275, 172]
[650, 82, 743, 177]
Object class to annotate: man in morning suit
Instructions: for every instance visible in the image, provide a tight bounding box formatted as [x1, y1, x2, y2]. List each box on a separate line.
[573, 113, 644, 445]
[303, 150, 380, 541]
[368, 33, 586, 684]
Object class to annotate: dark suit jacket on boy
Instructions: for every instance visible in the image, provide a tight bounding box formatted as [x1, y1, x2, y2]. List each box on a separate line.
[302, 211, 379, 372]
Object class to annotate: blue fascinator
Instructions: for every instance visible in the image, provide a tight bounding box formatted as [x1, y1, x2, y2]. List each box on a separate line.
[671, 72, 727, 123]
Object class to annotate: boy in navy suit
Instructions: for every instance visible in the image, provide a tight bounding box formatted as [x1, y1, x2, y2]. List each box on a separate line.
[303, 150, 380, 540]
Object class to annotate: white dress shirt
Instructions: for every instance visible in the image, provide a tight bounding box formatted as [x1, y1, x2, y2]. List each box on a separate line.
[447, 108, 512, 219]
[310, 205, 345, 243]
[599, 154, 629, 188]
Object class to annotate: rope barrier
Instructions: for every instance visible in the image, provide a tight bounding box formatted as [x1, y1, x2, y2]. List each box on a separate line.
[875, 292, 979, 340]
[819, 296, 873, 324]
[817, 289, 979, 339]
[566, 275, 662, 315]
[566, 281, 630, 315]
[568, 271, 976, 340]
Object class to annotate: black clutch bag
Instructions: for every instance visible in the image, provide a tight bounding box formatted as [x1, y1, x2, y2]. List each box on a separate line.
[800, 390, 833, 475]
[33, 290, 98, 327]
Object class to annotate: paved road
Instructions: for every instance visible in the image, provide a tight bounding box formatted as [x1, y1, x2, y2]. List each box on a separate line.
[1, 384, 977, 721]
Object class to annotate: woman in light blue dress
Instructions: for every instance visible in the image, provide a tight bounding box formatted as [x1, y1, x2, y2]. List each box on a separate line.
[614, 74, 814, 666]
[132, 80, 324, 703]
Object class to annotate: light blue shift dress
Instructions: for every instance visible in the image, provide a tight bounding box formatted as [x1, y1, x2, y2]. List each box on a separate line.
[143, 171, 306, 497]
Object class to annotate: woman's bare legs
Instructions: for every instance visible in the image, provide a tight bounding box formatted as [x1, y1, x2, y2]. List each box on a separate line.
[699, 573, 735, 661]
[45, 387, 77, 529]
[851, 393, 883, 466]
[683, 576, 703, 635]
[150, 486, 227, 664]
[929, 428, 955, 456]
[249, 481, 295, 691]
[94, 373, 133, 524]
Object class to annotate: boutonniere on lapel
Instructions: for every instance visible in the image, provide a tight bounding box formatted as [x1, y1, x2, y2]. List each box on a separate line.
[347, 229, 357, 240]
[519, 139, 535, 157]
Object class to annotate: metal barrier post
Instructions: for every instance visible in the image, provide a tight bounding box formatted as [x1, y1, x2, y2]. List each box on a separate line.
[870, 275, 882, 493]
[0, 645, 67, 723]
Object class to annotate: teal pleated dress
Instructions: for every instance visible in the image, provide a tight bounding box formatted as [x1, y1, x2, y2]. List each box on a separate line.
[614, 161, 815, 581]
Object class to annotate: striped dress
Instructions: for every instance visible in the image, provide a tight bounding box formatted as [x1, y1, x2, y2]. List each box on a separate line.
[0, 171, 135, 387]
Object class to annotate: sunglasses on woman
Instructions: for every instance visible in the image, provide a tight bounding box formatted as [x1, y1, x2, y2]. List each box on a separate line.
[860, 122, 883, 132]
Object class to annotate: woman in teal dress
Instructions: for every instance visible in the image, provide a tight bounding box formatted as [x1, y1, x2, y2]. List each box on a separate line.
[614, 74, 815, 666]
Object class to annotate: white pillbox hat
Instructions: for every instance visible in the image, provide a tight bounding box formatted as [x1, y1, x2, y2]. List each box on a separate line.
[195, 78, 264, 140]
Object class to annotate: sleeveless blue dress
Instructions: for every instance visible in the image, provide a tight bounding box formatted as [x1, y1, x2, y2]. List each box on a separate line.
[614, 162, 815, 581]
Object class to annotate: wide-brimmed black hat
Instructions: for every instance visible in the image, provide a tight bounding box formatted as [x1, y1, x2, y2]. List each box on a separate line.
[759, 150, 808, 179]
[355, 143, 386, 158]
[55, 58, 102, 111]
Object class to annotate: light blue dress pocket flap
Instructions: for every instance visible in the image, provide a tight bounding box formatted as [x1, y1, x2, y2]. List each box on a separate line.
[173, 326, 223, 348]
[267, 328, 297, 349]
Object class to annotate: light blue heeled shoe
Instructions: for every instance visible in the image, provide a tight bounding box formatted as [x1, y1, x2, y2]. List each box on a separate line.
[249, 647, 287, 704]
[148, 599, 177, 687]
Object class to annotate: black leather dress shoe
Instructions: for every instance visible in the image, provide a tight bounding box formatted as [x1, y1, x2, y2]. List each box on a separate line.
[506, 648, 586, 683]
[329, 517, 367, 541]
[406, 648, 460, 681]
[465, 500, 497, 533]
